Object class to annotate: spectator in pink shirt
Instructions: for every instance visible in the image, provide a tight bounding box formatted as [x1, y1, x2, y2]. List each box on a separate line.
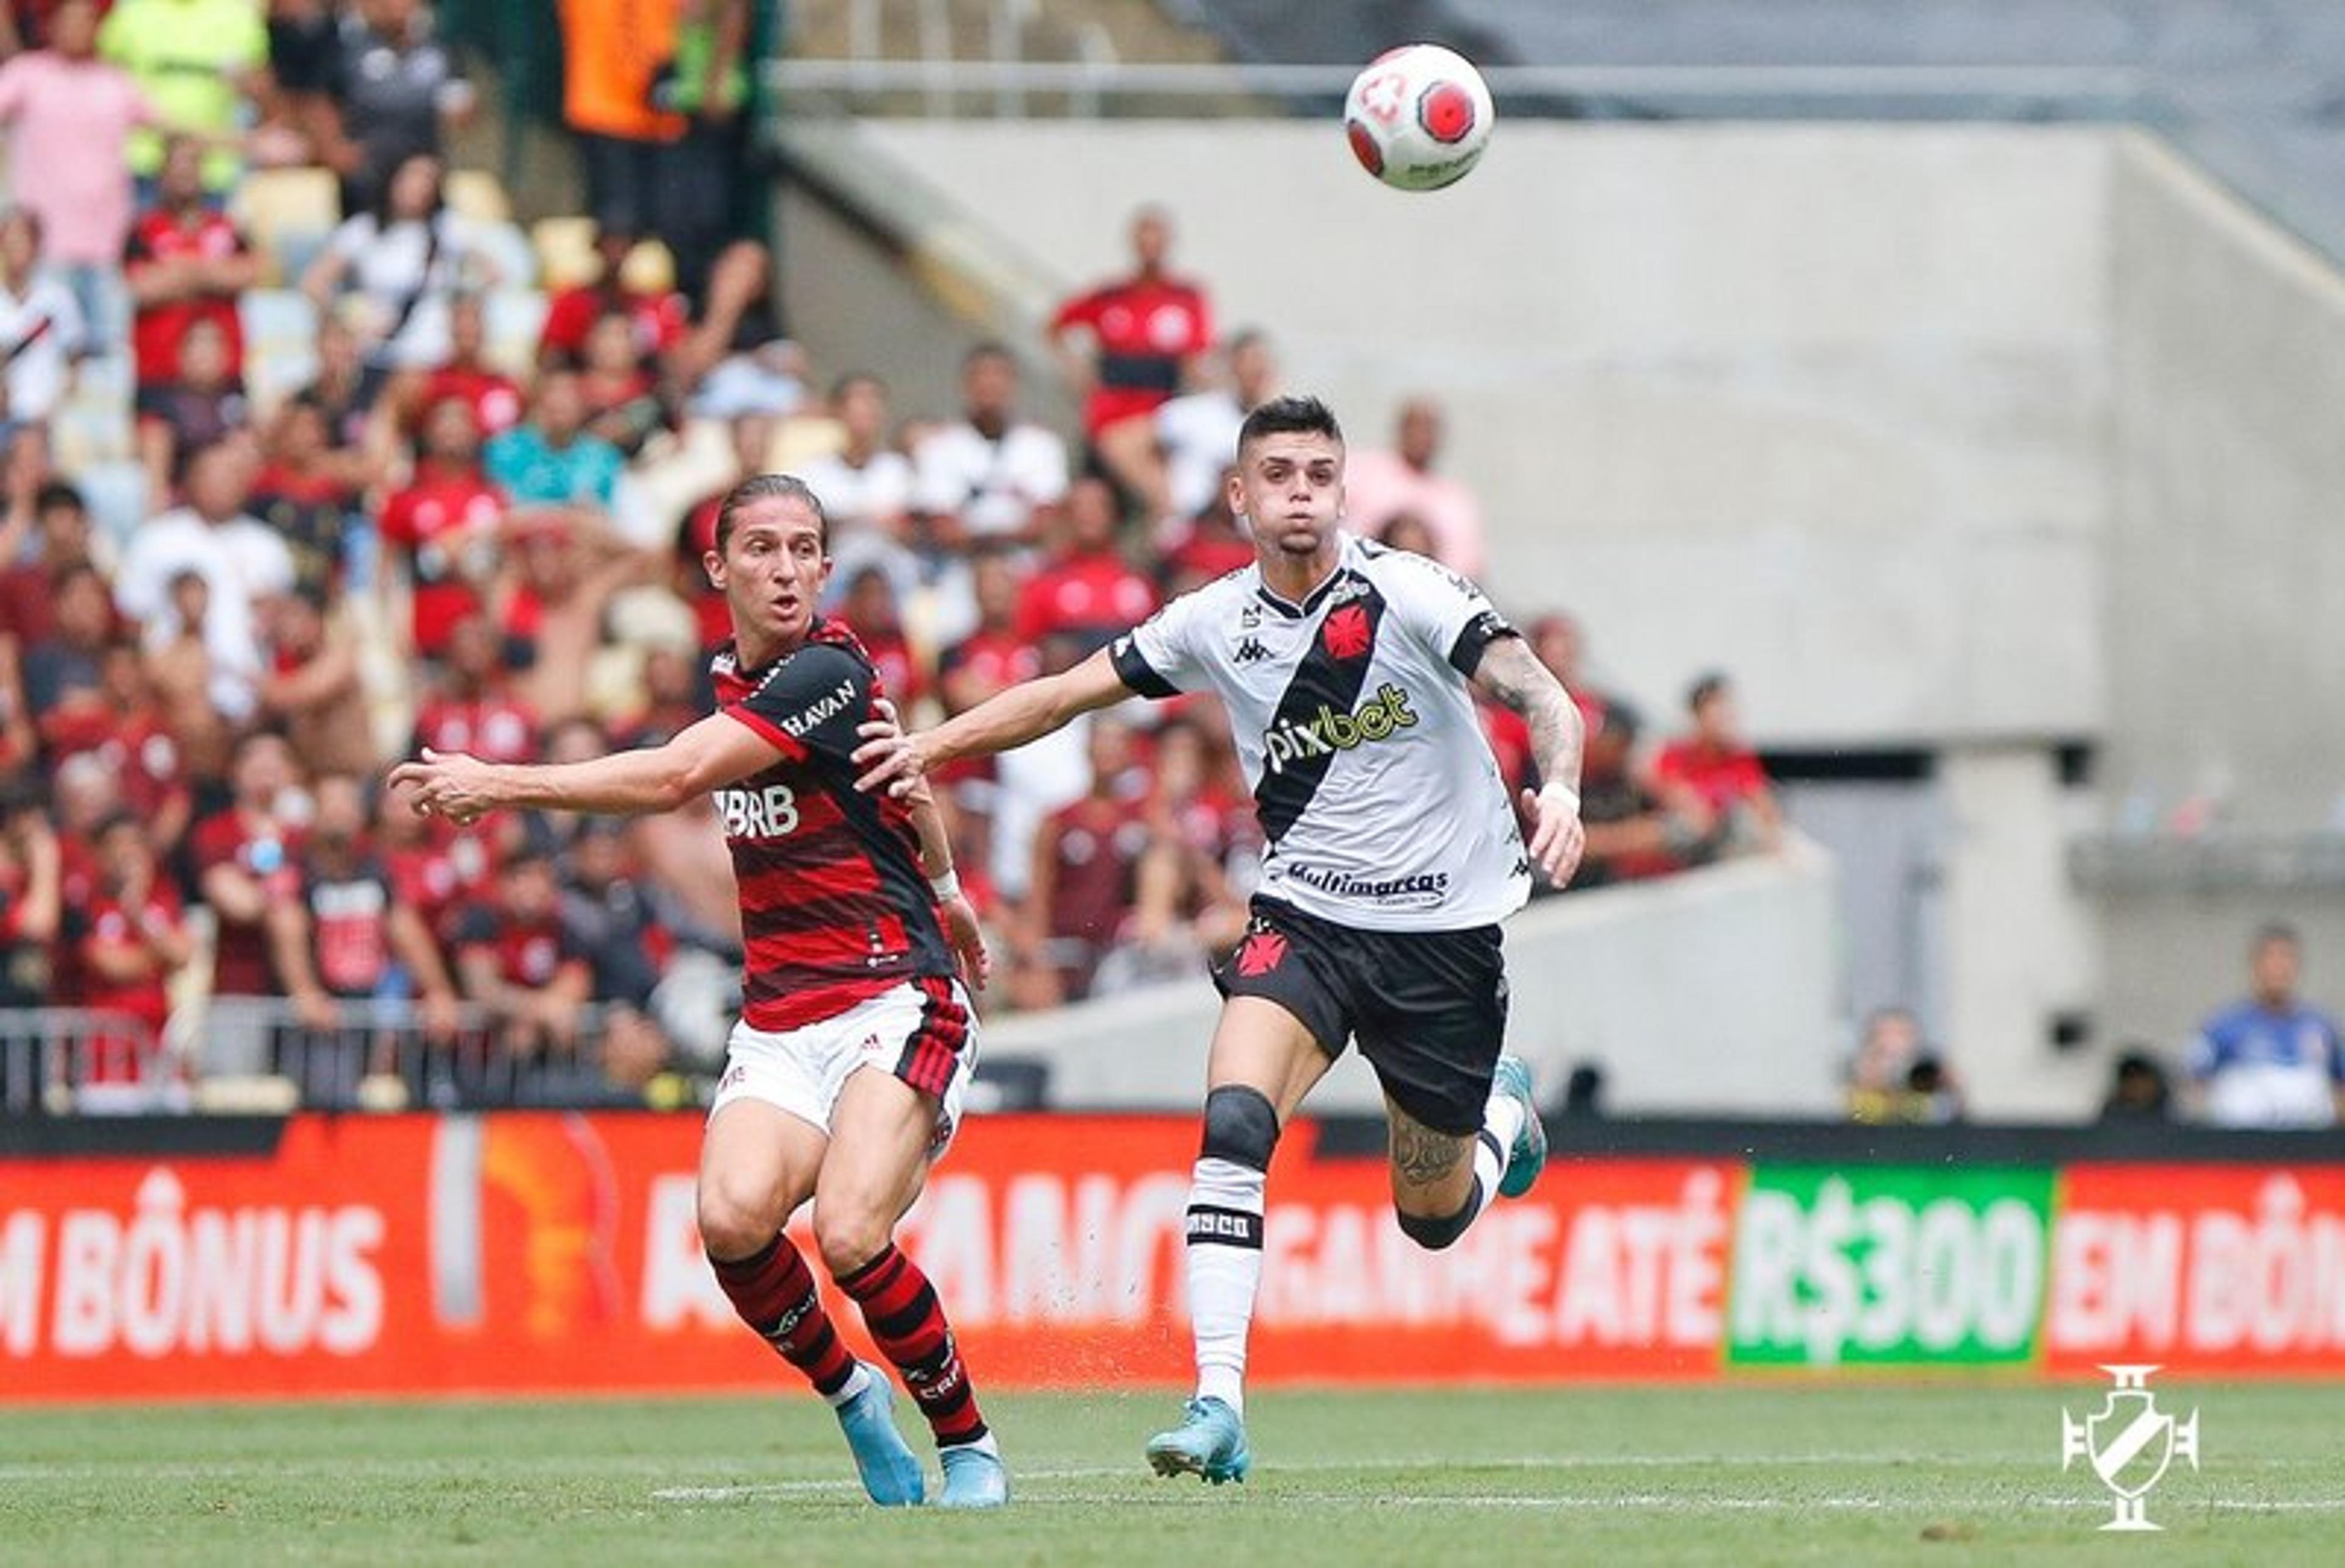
[0, 0, 159, 352]
[1340, 394, 1487, 576]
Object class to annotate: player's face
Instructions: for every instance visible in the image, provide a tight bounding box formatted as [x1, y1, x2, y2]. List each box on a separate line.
[1231, 431, 1344, 561]
[709, 496, 831, 659]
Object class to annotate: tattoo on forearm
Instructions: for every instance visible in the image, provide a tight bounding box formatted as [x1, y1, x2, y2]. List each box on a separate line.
[1483, 641, 1583, 789]
[1391, 1120, 1468, 1186]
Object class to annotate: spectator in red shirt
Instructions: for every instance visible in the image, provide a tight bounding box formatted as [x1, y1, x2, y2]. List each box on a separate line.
[835, 563, 926, 720]
[412, 611, 539, 766]
[0, 791, 62, 1011]
[20, 559, 112, 744]
[1160, 474, 1254, 595]
[1014, 474, 1158, 655]
[537, 228, 687, 371]
[190, 730, 310, 1001]
[123, 135, 260, 394]
[1017, 715, 1153, 1007]
[1047, 206, 1213, 520]
[379, 394, 504, 660]
[1129, 712, 1252, 965]
[373, 766, 492, 948]
[67, 640, 193, 860]
[66, 811, 195, 1084]
[577, 306, 670, 456]
[1576, 697, 1716, 890]
[290, 772, 459, 1029]
[250, 394, 368, 601]
[930, 548, 1039, 886]
[1527, 610, 1615, 734]
[1652, 671, 1783, 854]
[135, 316, 250, 506]
[381, 292, 525, 446]
[0, 454, 95, 647]
[453, 844, 592, 1056]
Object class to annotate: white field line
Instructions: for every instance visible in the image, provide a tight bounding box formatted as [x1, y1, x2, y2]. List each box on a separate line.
[647, 1471, 2345, 1514]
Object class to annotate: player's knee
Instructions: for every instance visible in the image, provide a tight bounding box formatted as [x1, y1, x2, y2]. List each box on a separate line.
[689, 1172, 792, 1256]
[1199, 1084, 1281, 1172]
[1394, 1194, 1478, 1252]
[697, 1185, 781, 1261]
[813, 1205, 893, 1281]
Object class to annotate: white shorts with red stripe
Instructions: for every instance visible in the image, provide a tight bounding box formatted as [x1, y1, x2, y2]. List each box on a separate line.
[710, 978, 979, 1159]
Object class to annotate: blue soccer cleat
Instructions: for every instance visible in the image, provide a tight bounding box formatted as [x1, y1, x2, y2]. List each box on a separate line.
[1145, 1396, 1251, 1484]
[834, 1363, 926, 1506]
[1493, 1053, 1548, 1199]
[937, 1436, 1011, 1509]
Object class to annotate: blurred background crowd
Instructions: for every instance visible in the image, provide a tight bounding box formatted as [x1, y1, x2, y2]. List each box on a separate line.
[0, 0, 1794, 1114]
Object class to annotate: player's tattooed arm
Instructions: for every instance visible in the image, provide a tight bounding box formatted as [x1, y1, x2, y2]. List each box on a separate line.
[1391, 1119, 1470, 1186]
[1469, 634, 1587, 888]
[1471, 634, 1582, 794]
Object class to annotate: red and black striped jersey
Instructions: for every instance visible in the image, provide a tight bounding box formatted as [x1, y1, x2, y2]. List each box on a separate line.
[711, 620, 954, 1030]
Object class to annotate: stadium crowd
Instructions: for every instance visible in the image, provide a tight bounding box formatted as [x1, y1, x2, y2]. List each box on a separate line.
[0, 2, 1783, 1114]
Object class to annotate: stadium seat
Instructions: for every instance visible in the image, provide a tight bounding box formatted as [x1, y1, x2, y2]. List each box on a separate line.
[445, 169, 513, 224]
[238, 289, 324, 413]
[469, 220, 540, 294]
[482, 288, 551, 374]
[531, 216, 599, 291]
[73, 459, 151, 553]
[231, 167, 341, 286]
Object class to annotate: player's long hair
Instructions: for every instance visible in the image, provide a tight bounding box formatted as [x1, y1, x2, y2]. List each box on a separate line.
[714, 473, 831, 553]
[1238, 394, 1343, 454]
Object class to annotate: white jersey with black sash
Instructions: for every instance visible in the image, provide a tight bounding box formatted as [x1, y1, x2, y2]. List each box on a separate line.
[1110, 532, 1530, 932]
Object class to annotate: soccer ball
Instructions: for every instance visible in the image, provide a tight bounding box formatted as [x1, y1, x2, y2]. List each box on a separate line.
[1343, 45, 1495, 192]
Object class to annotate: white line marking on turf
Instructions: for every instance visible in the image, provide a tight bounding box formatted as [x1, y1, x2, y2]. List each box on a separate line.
[648, 1476, 2345, 1514]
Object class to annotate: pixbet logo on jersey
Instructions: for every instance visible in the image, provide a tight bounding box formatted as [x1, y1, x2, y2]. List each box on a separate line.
[1262, 683, 1419, 774]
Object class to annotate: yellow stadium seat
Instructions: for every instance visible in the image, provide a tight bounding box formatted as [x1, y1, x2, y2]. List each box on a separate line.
[230, 167, 341, 285]
[445, 169, 512, 223]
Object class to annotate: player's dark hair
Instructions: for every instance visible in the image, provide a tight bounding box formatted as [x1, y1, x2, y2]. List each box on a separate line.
[2254, 920, 2302, 952]
[1237, 394, 1342, 454]
[713, 473, 830, 554]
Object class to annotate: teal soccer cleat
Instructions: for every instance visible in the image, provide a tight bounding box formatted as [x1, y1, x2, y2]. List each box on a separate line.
[1145, 1396, 1251, 1484]
[834, 1365, 926, 1506]
[1493, 1053, 1548, 1199]
[937, 1436, 1011, 1509]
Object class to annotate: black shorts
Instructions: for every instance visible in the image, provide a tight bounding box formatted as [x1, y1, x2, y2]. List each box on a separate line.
[1210, 896, 1508, 1137]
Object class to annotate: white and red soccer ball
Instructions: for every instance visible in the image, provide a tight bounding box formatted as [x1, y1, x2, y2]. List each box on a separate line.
[1343, 44, 1495, 192]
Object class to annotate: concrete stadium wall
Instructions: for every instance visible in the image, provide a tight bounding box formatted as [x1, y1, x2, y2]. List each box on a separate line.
[2106, 136, 2345, 826]
[982, 848, 1846, 1117]
[854, 119, 2114, 750]
[2087, 136, 2345, 1056]
[783, 118, 2345, 1112]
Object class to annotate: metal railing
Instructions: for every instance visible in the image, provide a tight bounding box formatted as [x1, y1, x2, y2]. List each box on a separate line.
[0, 1009, 174, 1116]
[766, 57, 2156, 121]
[2, 998, 659, 1116]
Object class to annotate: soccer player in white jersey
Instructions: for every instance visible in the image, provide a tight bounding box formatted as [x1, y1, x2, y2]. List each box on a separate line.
[856, 396, 1585, 1483]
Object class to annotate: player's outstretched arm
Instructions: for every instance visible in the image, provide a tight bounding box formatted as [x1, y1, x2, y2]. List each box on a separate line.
[885, 722, 994, 993]
[389, 711, 785, 824]
[1471, 634, 1587, 888]
[853, 647, 1135, 796]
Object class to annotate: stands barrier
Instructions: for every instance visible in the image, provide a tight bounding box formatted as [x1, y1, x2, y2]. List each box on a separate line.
[2, 1112, 2340, 1401]
[1, 1001, 625, 1119]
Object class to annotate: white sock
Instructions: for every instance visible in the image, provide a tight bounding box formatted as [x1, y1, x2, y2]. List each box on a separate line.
[1185, 1155, 1265, 1415]
[821, 1362, 873, 1409]
[1482, 1086, 1525, 1190]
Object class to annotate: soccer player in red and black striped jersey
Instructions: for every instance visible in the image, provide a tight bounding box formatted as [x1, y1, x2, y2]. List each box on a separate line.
[390, 474, 1008, 1509]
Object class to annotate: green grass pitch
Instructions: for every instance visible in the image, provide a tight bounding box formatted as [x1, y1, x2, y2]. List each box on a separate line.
[0, 1382, 2331, 1566]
